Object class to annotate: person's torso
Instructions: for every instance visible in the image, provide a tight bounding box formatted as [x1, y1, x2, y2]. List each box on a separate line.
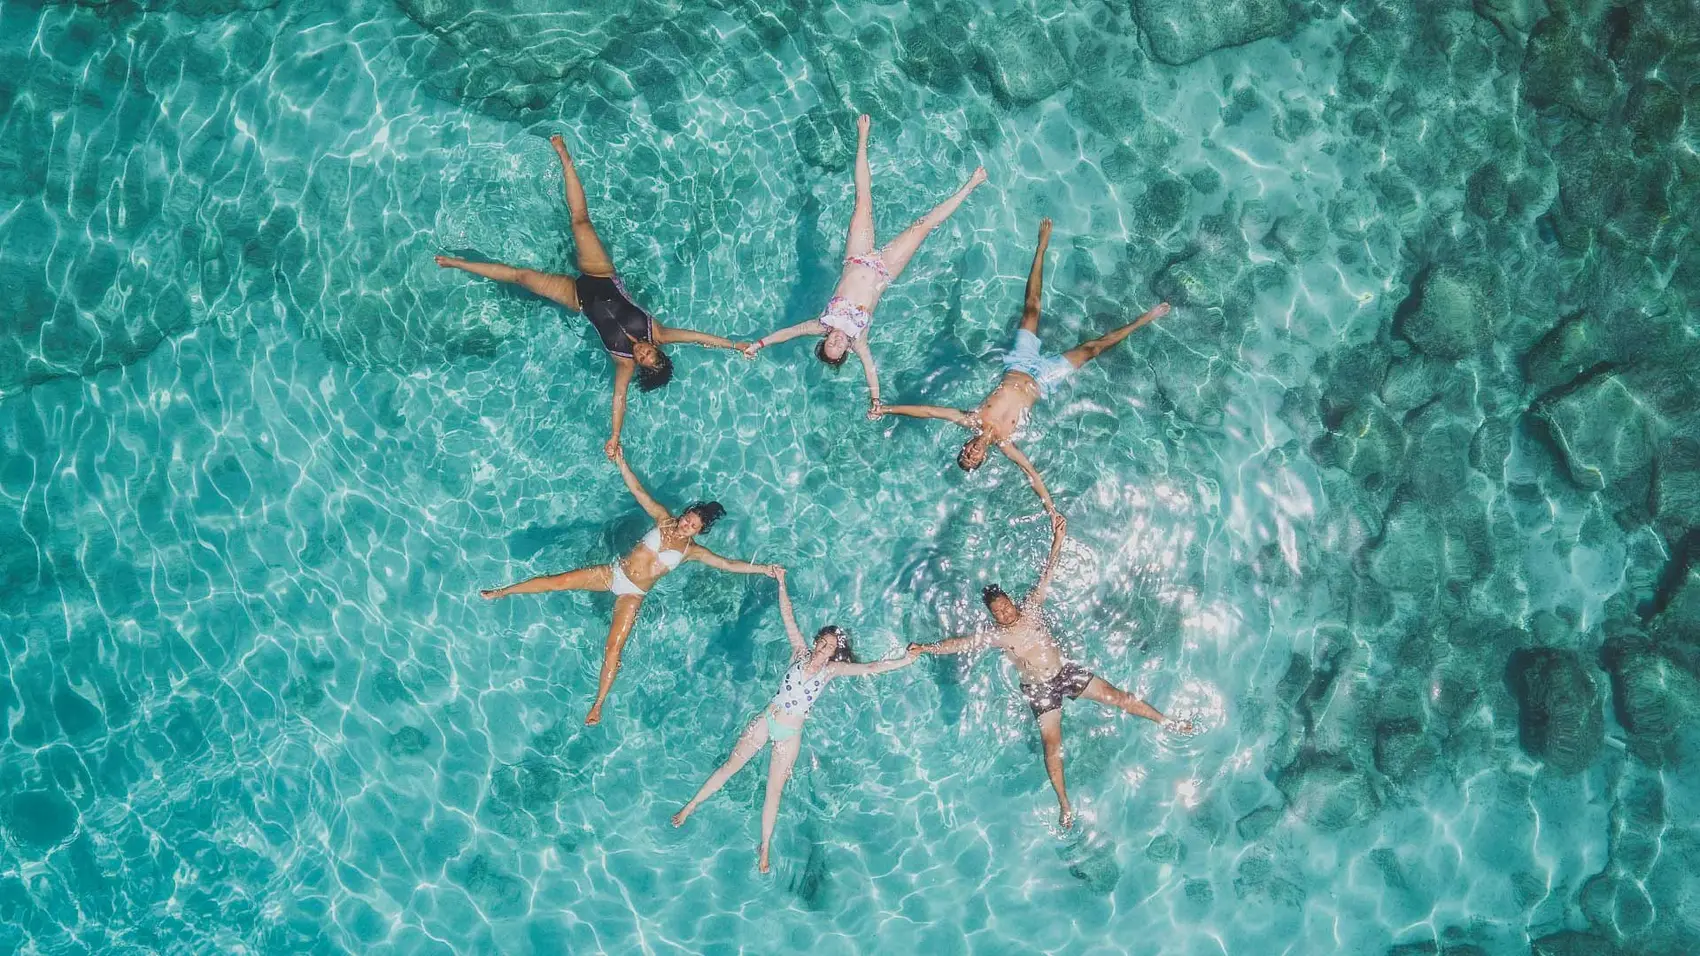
[578, 274, 654, 356]
[620, 527, 685, 588]
[772, 658, 831, 718]
[829, 261, 888, 312]
[977, 380, 1038, 440]
[998, 612, 1064, 683]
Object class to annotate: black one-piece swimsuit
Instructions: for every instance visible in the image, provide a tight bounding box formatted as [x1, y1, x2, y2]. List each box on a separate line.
[576, 274, 654, 358]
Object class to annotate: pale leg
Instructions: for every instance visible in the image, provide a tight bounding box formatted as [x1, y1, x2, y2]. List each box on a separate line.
[1018, 218, 1052, 335]
[673, 715, 771, 826]
[1038, 709, 1073, 829]
[551, 135, 617, 277]
[1077, 675, 1166, 723]
[1060, 303, 1170, 368]
[758, 734, 803, 873]
[845, 115, 875, 257]
[584, 595, 644, 725]
[480, 563, 611, 599]
[875, 166, 988, 278]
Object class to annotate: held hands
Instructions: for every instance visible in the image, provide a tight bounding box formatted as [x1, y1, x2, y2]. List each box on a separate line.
[866, 400, 884, 421]
[906, 642, 929, 657]
[604, 438, 622, 462]
[1050, 510, 1067, 536]
[765, 564, 785, 579]
[741, 341, 763, 360]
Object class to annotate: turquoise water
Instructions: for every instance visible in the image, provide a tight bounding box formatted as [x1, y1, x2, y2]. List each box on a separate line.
[2, 0, 1698, 953]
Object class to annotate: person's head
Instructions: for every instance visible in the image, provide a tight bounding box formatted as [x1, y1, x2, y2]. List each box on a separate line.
[676, 501, 726, 537]
[631, 341, 674, 391]
[982, 584, 1020, 626]
[814, 625, 854, 662]
[816, 330, 851, 367]
[957, 433, 992, 471]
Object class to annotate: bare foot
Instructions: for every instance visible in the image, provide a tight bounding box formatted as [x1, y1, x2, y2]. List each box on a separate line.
[1060, 805, 1075, 830]
[856, 114, 870, 135]
[758, 846, 771, 874]
[968, 166, 987, 188]
[584, 704, 602, 726]
[671, 806, 692, 827]
[436, 255, 462, 269]
[1149, 302, 1172, 320]
[550, 134, 571, 158]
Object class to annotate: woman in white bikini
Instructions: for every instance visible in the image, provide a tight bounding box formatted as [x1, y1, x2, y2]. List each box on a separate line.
[480, 447, 781, 725]
[742, 115, 986, 417]
[670, 569, 920, 873]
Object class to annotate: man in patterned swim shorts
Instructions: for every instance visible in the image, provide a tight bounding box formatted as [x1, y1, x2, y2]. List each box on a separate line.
[909, 511, 1189, 829]
[877, 217, 1170, 512]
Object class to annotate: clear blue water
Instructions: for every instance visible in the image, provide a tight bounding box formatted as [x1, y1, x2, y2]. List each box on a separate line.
[3, 1, 1698, 953]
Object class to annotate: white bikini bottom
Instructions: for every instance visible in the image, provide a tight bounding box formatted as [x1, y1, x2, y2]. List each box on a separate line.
[610, 562, 647, 597]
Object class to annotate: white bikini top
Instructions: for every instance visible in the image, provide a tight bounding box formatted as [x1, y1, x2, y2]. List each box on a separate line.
[643, 527, 685, 569]
[770, 658, 831, 718]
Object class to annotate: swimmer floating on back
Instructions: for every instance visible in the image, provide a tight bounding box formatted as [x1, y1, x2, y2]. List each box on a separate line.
[742, 115, 987, 416]
[437, 134, 747, 459]
[909, 511, 1190, 830]
[672, 568, 920, 873]
[480, 445, 780, 726]
[876, 218, 1170, 511]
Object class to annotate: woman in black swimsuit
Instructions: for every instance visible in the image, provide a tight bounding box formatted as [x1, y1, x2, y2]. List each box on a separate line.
[437, 135, 747, 458]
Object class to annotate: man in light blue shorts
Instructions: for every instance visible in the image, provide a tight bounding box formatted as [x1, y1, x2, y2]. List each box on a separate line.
[878, 218, 1170, 511]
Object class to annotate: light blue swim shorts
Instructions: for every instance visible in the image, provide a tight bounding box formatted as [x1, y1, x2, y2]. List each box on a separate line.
[1002, 329, 1075, 399]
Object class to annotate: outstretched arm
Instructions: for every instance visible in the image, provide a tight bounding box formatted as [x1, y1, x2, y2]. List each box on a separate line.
[999, 441, 1057, 514]
[1025, 510, 1068, 607]
[742, 319, 825, 358]
[851, 337, 882, 414]
[656, 321, 744, 352]
[775, 570, 807, 658]
[611, 446, 672, 523]
[607, 358, 636, 458]
[832, 646, 922, 678]
[908, 633, 987, 657]
[689, 545, 781, 578]
[878, 403, 972, 426]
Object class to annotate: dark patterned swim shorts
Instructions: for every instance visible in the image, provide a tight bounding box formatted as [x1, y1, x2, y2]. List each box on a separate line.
[1019, 662, 1095, 718]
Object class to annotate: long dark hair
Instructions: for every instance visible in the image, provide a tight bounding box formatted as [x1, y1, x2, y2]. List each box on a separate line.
[982, 584, 1009, 609]
[818, 625, 855, 663]
[681, 501, 725, 532]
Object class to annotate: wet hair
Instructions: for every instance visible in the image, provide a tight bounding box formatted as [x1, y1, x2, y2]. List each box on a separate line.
[815, 338, 849, 368]
[681, 501, 726, 532]
[818, 625, 855, 663]
[982, 584, 1010, 609]
[957, 438, 988, 471]
[636, 348, 674, 391]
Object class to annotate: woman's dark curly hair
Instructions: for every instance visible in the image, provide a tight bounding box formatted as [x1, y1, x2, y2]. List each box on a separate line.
[681, 501, 726, 532]
[815, 338, 849, 368]
[817, 625, 855, 663]
[636, 349, 674, 391]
